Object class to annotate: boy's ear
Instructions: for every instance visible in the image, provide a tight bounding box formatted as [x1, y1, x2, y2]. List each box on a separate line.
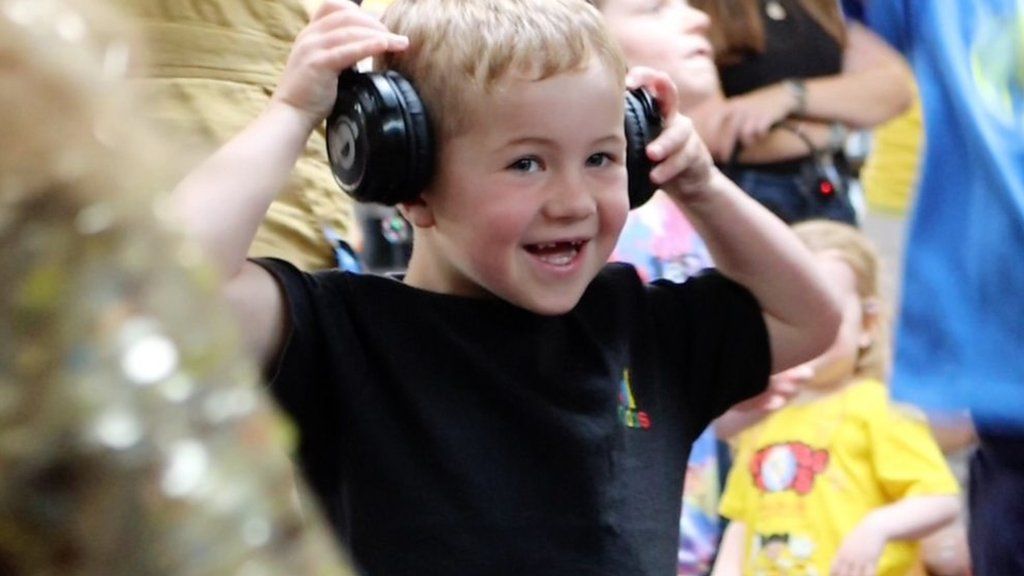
[859, 297, 881, 349]
[397, 195, 434, 228]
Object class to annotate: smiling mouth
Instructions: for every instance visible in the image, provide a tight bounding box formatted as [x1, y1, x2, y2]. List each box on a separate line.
[524, 240, 587, 266]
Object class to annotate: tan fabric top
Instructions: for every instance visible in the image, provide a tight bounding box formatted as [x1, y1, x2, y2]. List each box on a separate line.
[114, 0, 356, 271]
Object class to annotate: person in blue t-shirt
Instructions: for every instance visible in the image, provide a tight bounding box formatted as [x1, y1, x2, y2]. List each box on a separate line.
[856, 2, 1024, 575]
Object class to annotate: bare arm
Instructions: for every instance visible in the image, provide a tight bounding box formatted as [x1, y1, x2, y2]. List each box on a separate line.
[699, 22, 914, 160]
[170, 0, 408, 368]
[691, 97, 837, 163]
[832, 495, 960, 576]
[678, 170, 839, 371]
[709, 521, 746, 576]
[629, 67, 842, 372]
[694, 108, 834, 163]
[799, 22, 915, 128]
[866, 495, 961, 542]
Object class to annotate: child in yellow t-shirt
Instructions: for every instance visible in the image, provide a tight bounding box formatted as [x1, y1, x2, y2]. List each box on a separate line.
[711, 220, 960, 576]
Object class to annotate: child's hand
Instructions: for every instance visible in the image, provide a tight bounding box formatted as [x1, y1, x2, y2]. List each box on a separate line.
[733, 364, 809, 413]
[272, 0, 408, 128]
[831, 515, 888, 576]
[625, 66, 716, 201]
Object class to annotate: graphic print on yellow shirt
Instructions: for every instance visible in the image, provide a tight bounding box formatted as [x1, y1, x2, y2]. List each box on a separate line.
[751, 441, 829, 495]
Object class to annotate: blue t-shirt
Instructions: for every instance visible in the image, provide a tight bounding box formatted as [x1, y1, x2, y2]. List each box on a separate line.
[840, 0, 864, 22]
[862, 1, 1024, 429]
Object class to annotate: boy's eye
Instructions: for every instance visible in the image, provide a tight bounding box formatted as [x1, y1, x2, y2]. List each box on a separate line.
[586, 152, 613, 167]
[644, 0, 666, 13]
[508, 157, 543, 173]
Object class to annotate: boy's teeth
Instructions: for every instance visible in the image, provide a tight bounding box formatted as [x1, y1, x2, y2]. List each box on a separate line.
[538, 251, 575, 266]
[530, 242, 581, 265]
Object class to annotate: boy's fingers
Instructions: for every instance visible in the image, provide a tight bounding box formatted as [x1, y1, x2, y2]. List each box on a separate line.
[311, 0, 360, 21]
[314, 27, 407, 54]
[649, 135, 707, 184]
[308, 3, 391, 36]
[645, 114, 693, 161]
[321, 36, 407, 71]
[625, 66, 679, 117]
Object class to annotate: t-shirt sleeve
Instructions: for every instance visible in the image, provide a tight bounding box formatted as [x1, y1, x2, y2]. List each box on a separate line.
[840, 0, 865, 23]
[648, 271, 771, 435]
[862, 0, 913, 53]
[251, 257, 326, 402]
[250, 257, 346, 498]
[860, 386, 961, 499]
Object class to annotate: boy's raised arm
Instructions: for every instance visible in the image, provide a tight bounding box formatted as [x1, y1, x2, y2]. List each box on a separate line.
[627, 67, 842, 373]
[170, 0, 408, 368]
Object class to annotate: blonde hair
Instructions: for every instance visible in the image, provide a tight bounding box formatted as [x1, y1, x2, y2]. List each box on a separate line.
[377, 0, 628, 140]
[792, 220, 890, 381]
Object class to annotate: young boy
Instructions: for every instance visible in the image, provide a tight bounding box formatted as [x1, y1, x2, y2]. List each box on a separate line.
[172, 0, 840, 574]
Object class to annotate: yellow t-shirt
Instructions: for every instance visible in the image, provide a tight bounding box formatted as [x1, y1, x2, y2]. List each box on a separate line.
[719, 379, 959, 576]
[861, 98, 925, 216]
[112, 0, 355, 271]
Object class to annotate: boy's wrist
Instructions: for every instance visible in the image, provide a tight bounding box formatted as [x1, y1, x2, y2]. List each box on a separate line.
[664, 168, 734, 217]
[264, 98, 323, 137]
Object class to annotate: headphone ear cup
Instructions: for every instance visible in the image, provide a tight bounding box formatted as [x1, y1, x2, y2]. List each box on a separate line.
[384, 71, 434, 202]
[326, 70, 435, 206]
[623, 88, 662, 209]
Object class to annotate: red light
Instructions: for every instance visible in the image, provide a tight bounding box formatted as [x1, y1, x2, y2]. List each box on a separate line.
[818, 180, 835, 196]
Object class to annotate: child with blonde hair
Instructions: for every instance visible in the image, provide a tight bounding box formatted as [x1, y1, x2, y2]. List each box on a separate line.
[171, 0, 841, 573]
[711, 220, 960, 576]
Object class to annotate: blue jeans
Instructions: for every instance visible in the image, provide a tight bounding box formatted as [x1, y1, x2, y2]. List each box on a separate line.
[723, 165, 858, 226]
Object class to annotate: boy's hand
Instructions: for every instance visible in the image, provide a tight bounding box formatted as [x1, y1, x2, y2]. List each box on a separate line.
[625, 66, 716, 201]
[273, 0, 408, 129]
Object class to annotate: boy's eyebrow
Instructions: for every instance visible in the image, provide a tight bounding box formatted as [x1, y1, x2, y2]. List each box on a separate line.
[499, 133, 626, 148]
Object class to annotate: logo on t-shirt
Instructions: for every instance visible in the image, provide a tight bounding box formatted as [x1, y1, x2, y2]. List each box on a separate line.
[749, 442, 829, 495]
[618, 369, 651, 429]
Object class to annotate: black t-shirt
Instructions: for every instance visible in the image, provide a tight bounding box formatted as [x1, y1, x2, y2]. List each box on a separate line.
[256, 259, 770, 576]
[719, 0, 843, 97]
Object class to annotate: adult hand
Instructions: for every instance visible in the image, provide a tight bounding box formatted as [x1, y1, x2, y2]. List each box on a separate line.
[702, 82, 797, 161]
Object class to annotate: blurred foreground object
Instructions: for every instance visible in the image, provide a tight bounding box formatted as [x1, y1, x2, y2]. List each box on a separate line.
[0, 1, 357, 574]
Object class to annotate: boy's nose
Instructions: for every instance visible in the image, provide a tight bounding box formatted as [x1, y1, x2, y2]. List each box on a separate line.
[544, 172, 597, 220]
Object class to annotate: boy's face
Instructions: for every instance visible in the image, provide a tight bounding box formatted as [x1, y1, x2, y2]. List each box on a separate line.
[403, 61, 629, 314]
[600, 0, 718, 110]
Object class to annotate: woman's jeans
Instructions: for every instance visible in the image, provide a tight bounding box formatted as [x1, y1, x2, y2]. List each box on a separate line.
[722, 163, 858, 226]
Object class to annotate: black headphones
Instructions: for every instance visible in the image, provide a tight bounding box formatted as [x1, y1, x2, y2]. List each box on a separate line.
[326, 69, 663, 208]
